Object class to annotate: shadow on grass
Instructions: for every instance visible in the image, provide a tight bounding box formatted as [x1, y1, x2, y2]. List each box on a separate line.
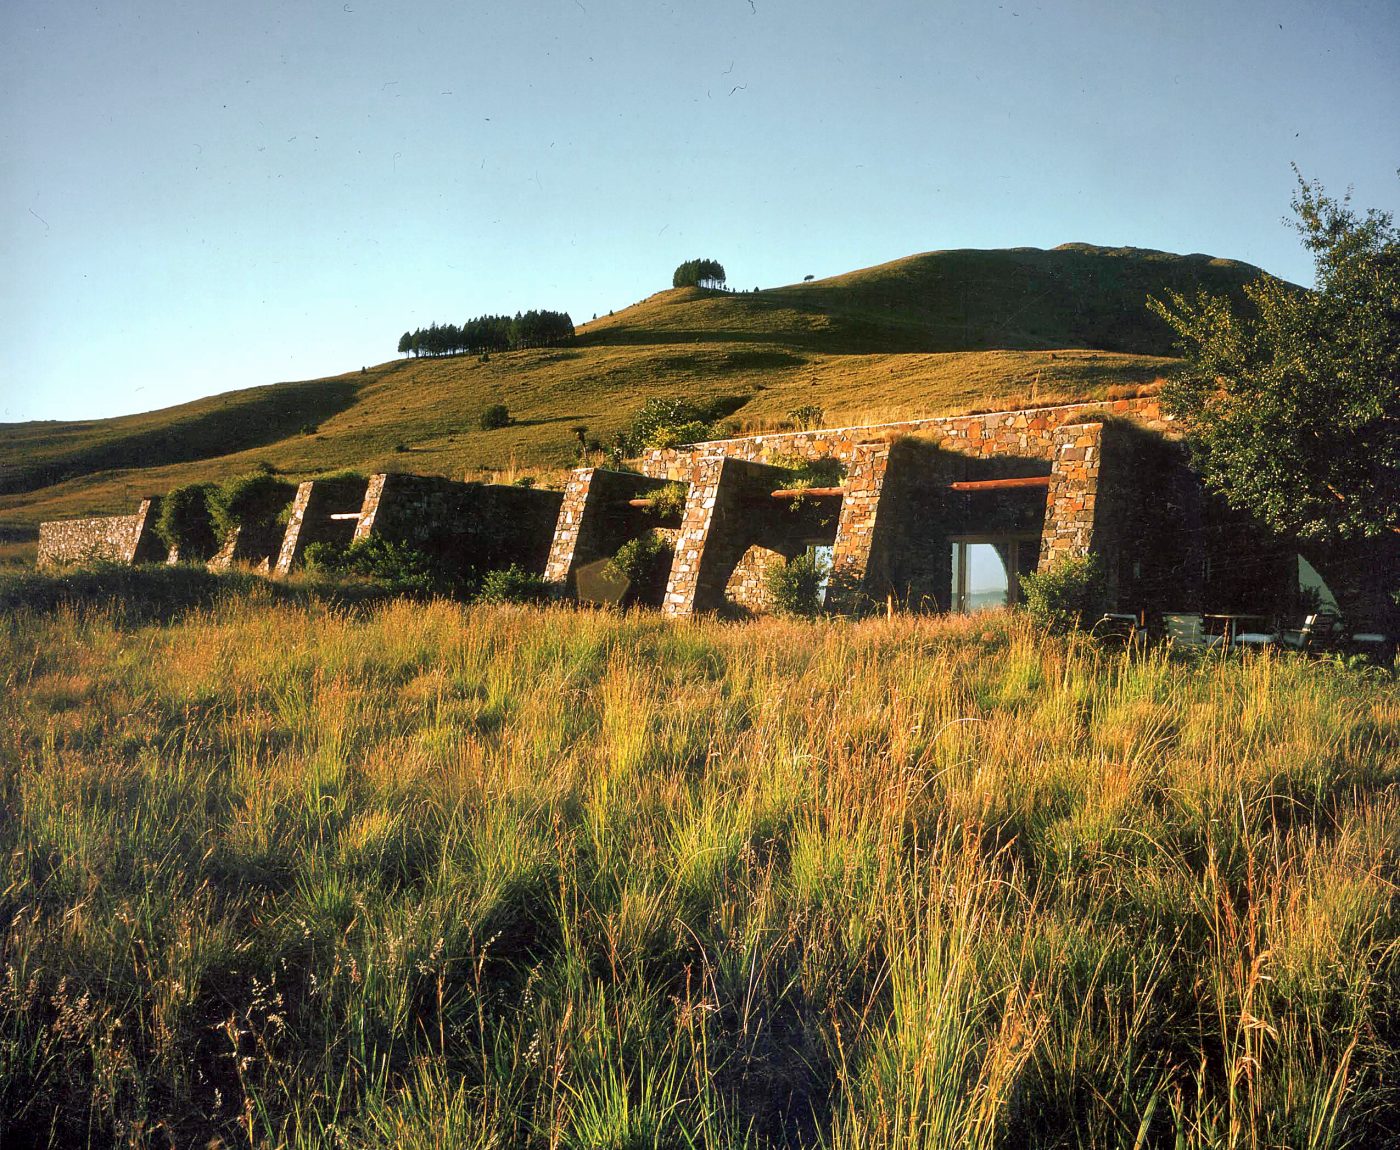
[0, 377, 364, 496]
[0, 563, 407, 626]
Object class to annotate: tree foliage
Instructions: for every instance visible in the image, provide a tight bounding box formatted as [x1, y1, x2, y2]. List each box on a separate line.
[1149, 172, 1399, 542]
[397, 311, 574, 357]
[764, 551, 827, 617]
[625, 398, 718, 452]
[672, 258, 727, 289]
[479, 404, 512, 431]
[155, 483, 220, 558]
[208, 473, 297, 540]
[1019, 555, 1106, 635]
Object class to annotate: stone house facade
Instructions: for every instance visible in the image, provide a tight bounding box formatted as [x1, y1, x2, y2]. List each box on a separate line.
[35, 396, 1396, 629]
[547, 397, 1396, 627]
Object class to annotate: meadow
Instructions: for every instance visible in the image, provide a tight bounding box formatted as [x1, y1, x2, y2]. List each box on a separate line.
[1, 571, 1396, 1148]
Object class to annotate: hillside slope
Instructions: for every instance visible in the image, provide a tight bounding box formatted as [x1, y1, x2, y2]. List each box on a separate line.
[0, 244, 1275, 540]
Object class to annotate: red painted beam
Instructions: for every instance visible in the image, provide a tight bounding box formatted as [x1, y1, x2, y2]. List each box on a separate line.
[768, 487, 847, 498]
[947, 475, 1052, 492]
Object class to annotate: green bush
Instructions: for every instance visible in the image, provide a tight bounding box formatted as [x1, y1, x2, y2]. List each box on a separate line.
[626, 398, 717, 453]
[645, 420, 714, 450]
[479, 403, 512, 430]
[764, 551, 827, 617]
[477, 563, 551, 605]
[1019, 554, 1105, 634]
[304, 536, 454, 597]
[768, 454, 845, 491]
[605, 531, 675, 590]
[155, 482, 219, 558]
[788, 404, 825, 429]
[209, 473, 297, 539]
[647, 482, 690, 520]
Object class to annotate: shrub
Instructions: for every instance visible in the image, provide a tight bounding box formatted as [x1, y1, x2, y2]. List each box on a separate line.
[605, 531, 675, 589]
[304, 536, 453, 597]
[1019, 554, 1105, 634]
[477, 563, 551, 604]
[209, 473, 297, 539]
[155, 483, 219, 558]
[626, 398, 716, 453]
[767, 454, 846, 491]
[480, 404, 512, 430]
[647, 482, 690, 520]
[788, 404, 825, 429]
[764, 551, 827, 617]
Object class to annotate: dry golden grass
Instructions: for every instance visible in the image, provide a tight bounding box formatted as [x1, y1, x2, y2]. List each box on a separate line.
[1, 574, 1395, 1147]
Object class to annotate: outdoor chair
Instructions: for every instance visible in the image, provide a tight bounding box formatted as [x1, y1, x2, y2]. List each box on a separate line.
[1281, 610, 1343, 652]
[1162, 612, 1226, 650]
[1234, 610, 1345, 653]
[1091, 612, 1145, 648]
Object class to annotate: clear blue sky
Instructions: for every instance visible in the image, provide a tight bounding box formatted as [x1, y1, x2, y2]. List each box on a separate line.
[3, 0, 1397, 423]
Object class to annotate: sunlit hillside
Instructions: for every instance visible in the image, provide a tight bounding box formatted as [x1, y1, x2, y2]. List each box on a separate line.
[0, 244, 1273, 552]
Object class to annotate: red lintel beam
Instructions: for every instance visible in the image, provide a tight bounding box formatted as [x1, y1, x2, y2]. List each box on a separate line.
[768, 487, 847, 498]
[947, 475, 1052, 492]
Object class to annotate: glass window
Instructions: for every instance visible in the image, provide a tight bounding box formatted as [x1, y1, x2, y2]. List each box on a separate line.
[951, 535, 1040, 613]
[807, 544, 834, 607]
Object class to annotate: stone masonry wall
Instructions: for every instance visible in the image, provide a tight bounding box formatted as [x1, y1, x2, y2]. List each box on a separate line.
[724, 545, 789, 613]
[275, 477, 371, 575]
[545, 469, 671, 592]
[640, 400, 1177, 615]
[37, 498, 163, 569]
[1039, 423, 1104, 564]
[641, 396, 1173, 478]
[825, 442, 893, 613]
[355, 473, 563, 577]
[663, 458, 792, 617]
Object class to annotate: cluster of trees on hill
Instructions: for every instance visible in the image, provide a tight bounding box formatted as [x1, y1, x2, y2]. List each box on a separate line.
[672, 259, 727, 289]
[397, 310, 574, 358]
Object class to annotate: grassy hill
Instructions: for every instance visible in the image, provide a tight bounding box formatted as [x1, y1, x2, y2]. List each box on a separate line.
[0, 244, 1274, 552]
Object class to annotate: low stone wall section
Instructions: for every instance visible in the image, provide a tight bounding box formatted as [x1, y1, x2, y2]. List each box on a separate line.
[545, 469, 674, 592]
[210, 520, 294, 574]
[37, 498, 164, 569]
[640, 396, 1174, 478]
[355, 473, 563, 577]
[275, 476, 371, 575]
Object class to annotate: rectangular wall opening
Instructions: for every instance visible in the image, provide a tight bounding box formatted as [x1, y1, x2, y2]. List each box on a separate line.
[950, 533, 1040, 613]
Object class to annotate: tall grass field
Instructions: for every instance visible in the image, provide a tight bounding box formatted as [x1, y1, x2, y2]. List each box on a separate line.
[1, 573, 1396, 1148]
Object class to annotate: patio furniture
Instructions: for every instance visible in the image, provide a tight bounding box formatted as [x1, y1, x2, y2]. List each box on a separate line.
[1092, 612, 1145, 648]
[1162, 612, 1227, 649]
[1281, 610, 1344, 652]
[1232, 626, 1280, 649]
[1347, 631, 1395, 662]
[1205, 613, 1272, 648]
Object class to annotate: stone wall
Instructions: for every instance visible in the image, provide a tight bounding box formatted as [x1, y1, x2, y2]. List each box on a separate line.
[663, 458, 810, 617]
[544, 469, 673, 592]
[1038, 423, 1104, 564]
[37, 498, 164, 569]
[724, 545, 789, 613]
[632, 400, 1179, 616]
[640, 397, 1174, 478]
[212, 519, 296, 574]
[275, 476, 371, 575]
[355, 473, 563, 578]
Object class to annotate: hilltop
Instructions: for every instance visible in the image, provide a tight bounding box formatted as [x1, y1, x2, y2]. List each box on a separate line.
[0, 244, 1274, 553]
